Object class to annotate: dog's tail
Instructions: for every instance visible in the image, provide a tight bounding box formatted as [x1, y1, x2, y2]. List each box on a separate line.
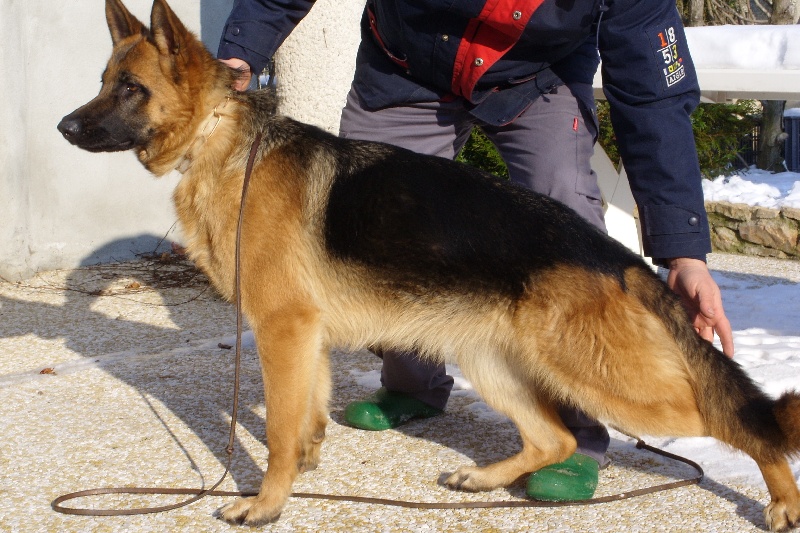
[627, 265, 800, 464]
[689, 335, 800, 464]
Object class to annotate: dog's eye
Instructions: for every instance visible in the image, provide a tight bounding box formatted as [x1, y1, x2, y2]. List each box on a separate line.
[118, 81, 148, 101]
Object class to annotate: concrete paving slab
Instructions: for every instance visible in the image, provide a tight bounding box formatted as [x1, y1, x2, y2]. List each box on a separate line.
[0, 253, 791, 532]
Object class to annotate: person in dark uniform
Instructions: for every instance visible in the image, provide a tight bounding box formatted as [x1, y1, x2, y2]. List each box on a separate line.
[217, 0, 734, 501]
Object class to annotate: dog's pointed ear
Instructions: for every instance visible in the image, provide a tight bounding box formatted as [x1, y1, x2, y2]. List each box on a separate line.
[105, 0, 145, 46]
[150, 0, 190, 57]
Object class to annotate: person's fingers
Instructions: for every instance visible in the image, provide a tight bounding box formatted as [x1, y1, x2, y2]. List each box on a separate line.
[695, 284, 735, 357]
[219, 58, 252, 91]
[232, 74, 251, 92]
[714, 314, 735, 357]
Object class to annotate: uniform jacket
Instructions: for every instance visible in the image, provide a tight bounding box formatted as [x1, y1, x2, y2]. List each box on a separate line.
[218, 0, 711, 262]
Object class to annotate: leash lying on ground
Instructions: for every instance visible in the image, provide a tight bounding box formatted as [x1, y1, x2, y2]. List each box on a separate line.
[51, 440, 704, 515]
[52, 136, 704, 518]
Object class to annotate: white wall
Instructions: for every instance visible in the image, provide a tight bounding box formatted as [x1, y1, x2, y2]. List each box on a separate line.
[0, 1, 208, 279]
[0, 0, 362, 280]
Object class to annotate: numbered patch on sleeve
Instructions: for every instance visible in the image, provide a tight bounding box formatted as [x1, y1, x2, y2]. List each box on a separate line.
[648, 24, 687, 89]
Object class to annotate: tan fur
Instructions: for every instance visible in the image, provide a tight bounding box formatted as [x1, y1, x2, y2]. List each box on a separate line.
[61, 1, 800, 529]
[509, 266, 706, 437]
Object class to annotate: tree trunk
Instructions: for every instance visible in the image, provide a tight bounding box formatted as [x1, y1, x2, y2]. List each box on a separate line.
[757, 100, 787, 171]
[770, 0, 798, 24]
[755, 0, 796, 171]
[688, 0, 705, 26]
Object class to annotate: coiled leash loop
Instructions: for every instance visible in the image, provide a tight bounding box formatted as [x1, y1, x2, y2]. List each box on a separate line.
[52, 135, 703, 517]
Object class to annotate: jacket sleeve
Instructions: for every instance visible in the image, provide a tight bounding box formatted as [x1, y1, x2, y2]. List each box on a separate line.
[599, 0, 711, 262]
[217, 0, 317, 75]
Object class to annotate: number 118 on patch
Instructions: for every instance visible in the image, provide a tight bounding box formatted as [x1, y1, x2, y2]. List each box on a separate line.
[657, 27, 685, 87]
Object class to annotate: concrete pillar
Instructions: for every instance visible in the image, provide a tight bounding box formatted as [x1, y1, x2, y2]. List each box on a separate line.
[274, 0, 364, 133]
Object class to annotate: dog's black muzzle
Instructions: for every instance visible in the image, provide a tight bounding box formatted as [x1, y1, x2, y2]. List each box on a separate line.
[57, 112, 136, 153]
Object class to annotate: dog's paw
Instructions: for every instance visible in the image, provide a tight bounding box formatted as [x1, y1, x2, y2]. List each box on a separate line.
[764, 498, 800, 532]
[215, 496, 283, 527]
[444, 466, 494, 493]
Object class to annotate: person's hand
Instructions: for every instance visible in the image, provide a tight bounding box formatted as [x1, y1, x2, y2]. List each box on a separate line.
[665, 257, 734, 357]
[219, 57, 252, 91]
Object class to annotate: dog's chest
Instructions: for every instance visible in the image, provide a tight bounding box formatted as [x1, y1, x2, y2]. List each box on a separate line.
[172, 170, 240, 298]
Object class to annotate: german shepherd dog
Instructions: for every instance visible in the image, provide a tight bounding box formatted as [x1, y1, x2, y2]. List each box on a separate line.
[58, 0, 800, 529]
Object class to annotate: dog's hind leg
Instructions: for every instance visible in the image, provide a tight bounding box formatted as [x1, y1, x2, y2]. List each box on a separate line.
[710, 388, 800, 531]
[614, 266, 800, 531]
[759, 460, 800, 532]
[217, 303, 325, 526]
[701, 393, 800, 532]
[445, 352, 576, 492]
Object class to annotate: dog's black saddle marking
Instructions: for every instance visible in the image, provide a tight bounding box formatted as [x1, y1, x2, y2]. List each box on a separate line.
[324, 143, 638, 298]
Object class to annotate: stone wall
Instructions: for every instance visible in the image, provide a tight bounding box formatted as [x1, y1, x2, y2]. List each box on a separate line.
[706, 201, 800, 259]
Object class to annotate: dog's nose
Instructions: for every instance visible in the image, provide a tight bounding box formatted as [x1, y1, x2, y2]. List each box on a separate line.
[57, 116, 82, 138]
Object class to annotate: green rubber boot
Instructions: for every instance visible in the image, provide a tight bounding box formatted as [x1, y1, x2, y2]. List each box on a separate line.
[344, 387, 443, 431]
[526, 453, 599, 501]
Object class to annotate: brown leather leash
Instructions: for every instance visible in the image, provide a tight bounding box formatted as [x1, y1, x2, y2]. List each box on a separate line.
[52, 135, 704, 518]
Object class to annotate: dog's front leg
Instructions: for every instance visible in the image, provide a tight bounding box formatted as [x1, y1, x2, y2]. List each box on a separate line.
[297, 347, 331, 474]
[217, 304, 324, 526]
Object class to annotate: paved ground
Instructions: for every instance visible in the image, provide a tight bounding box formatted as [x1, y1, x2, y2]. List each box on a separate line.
[1, 252, 797, 533]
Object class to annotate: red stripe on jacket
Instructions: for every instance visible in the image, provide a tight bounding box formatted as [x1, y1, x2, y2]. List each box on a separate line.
[451, 0, 545, 101]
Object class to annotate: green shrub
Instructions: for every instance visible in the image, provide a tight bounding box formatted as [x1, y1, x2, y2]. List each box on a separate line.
[595, 100, 620, 167]
[458, 100, 758, 180]
[456, 127, 509, 178]
[596, 99, 758, 178]
[690, 100, 759, 176]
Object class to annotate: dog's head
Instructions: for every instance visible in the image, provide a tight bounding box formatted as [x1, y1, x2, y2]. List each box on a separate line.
[57, 0, 235, 172]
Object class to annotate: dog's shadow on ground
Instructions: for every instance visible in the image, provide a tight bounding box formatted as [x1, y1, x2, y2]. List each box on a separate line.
[0, 237, 272, 496]
[700, 476, 772, 531]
